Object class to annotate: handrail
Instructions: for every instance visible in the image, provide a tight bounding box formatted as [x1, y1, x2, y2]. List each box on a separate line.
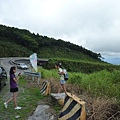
[24, 70, 41, 85]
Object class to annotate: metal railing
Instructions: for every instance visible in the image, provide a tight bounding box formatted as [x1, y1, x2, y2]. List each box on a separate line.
[24, 70, 41, 85]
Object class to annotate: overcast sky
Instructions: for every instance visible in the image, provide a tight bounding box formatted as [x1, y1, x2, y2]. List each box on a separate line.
[0, 0, 120, 60]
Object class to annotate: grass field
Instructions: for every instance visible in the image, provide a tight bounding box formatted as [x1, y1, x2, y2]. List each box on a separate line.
[0, 68, 120, 120]
[0, 76, 48, 120]
[40, 67, 120, 119]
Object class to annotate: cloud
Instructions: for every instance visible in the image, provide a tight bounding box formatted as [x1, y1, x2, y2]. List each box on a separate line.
[0, 0, 120, 59]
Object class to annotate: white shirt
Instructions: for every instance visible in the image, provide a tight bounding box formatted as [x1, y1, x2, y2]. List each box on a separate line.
[58, 68, 64, 80]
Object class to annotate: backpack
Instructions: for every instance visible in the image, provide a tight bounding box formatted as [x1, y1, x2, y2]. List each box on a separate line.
[63, 69, 68, 81]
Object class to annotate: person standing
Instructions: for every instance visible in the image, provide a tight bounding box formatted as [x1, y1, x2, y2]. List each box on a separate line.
[4, 66, 21, 110]
[55, 63, 67, 94]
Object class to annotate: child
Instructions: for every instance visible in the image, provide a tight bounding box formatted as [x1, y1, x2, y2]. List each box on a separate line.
[55, 63, 67, 94]
[4, 66, 21, 110]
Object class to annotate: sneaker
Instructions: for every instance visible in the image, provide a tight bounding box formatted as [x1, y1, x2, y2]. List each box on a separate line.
[14, 106, 21, 110]
[4, 102, 7, 108]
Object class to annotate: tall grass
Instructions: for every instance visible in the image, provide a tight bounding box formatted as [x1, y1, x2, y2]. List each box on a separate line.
[79, 70, 120, 98]
[39, 68, 120, 102]
[39, 67, 59, 79]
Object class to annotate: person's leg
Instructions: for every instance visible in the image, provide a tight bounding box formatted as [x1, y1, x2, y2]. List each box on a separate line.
[6, 97, 13, 104]
[13, 92, 21, 109]
[58, 84, 62, 94]
[61, 84, 67, 94]
[13, 92, 17, 108]
[4, 96, 13, 108]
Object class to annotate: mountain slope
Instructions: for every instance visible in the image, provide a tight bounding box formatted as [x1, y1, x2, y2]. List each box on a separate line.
[0, 24, 102, 62]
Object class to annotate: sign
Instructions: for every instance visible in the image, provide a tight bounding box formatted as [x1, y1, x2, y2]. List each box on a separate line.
[30, 53, 38, 72]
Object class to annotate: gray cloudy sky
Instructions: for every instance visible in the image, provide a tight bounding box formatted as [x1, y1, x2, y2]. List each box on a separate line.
[0, 0, 120, 60]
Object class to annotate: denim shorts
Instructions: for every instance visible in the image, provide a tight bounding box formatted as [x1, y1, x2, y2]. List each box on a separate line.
[60, 80, 66, 84]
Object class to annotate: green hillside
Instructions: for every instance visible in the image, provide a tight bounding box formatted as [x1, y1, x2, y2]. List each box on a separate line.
[0, 24, 101, 60]
[0, 24, 120, 73]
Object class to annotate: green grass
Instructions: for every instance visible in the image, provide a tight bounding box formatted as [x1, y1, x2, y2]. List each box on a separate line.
[40, 68, 120, 103]
[52, 104, 62, 113]
[0, 76, 45, 120]
[0, 68, 120, 119]
[78, 70, 120, 99]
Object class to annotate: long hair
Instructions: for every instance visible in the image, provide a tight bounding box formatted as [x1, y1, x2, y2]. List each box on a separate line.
[56, 62, 63, 68]
[9, 66, 16, 75]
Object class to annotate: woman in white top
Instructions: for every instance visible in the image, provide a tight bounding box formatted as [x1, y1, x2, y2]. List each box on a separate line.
[55, 63, 67, 94]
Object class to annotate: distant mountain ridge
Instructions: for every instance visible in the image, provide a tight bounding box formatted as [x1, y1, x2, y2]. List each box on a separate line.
[104, 57, 120, 65]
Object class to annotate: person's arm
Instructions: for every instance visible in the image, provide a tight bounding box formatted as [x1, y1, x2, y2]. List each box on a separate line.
[13, 73, 21, 82]
[58, 68, 64, 75]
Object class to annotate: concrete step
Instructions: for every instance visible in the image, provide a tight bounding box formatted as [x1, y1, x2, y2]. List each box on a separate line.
[50, 93, 66, 106]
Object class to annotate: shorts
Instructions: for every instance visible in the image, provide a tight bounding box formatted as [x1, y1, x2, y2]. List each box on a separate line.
[60, 80, 66, 84]
[10, 87, 18, 92]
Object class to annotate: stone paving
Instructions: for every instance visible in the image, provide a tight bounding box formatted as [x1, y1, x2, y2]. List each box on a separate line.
[28, 105, 54, 120]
